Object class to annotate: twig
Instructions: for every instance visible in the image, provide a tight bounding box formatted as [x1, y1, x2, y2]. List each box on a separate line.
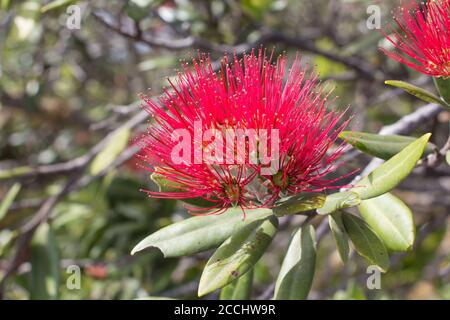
[92, 9, 384, 81]
[419, 135, 450, 167]
[92, 10, 223, 52]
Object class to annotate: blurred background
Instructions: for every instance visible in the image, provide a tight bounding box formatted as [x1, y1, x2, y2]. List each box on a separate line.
[0, 0, 449, 300]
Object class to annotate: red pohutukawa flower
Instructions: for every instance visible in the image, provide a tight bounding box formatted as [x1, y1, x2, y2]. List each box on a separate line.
[139, 50, 349, 214]
[381, 0, 450, 77]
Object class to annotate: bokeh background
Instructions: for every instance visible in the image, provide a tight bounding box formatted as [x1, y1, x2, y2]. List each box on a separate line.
[0, 0, 449, 300]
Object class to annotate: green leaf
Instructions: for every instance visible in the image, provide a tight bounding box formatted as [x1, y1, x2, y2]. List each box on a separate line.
[316, 191, 361, 215]
[342, 213, 389, 272]
[274, 225, 316, 300]
[198, 217, 277, 297]
[385, 80, 449, 107]
[433, 76, 450, 104]
[151, 173, 217, 208]
[358, 193, 415, 251]
[90, 127, 130, 176]
[340, 131, 435, 160]
[352, 133, 431, 200]
[241, 0, 273, 19]
[41, 0, 77, 13]
[0, 183, 21, 221]
[329, 212, 350, 263]
[0, 166, 32, 180]
[1, 0, 11, 10]
[220, 269, 253, 300]
[273, 192, 326, 216]
[131, 207, 273, 257]
[126, 0, 159, 21]
[446, 151, 450, 166]
[29, 223, 60, 299]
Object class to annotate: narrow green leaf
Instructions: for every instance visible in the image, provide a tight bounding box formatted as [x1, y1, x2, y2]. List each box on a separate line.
[29, 223, 60, 299]
[342, 213, 389, 272]
[316, 191, 361, 215]
[358, 193, 415, 251]
[1, 0, 11, 10]
[352, 133, 431, 200]
[0, 166, 32, 180]
[90, 127, 130, 176]
[329, 212, 350, 263]
[273, 192, 326, 216]
[198, 217, 278, 297]
[0, 183, 21, 221]
[433, 76, 450, 104]
[126, 0, 154, 21]
[446, 151, 450, 166]
[274, 225, 316, 300]
[151, 172, 217, 208]
[131, 207, 273, 257]
[385, 80, 449, 107]
[241, 0, 273, 19]
[340, 131, 435, 160]
[220, 269, 253, 300]
[41, 0, 77, 13]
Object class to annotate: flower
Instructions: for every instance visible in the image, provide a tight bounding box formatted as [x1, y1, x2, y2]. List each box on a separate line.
[138, 49, 349, 214]
[381, 0, 450, 78]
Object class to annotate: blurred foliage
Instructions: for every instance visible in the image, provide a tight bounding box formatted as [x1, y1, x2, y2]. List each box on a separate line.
[0, 0, 449, 300]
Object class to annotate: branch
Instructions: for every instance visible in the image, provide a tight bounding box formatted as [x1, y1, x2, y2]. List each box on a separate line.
[419, 134, 450, 168]
[92, 10, 223, 52]
[258, 32, 383, 81]
[92, 10, 383, 81]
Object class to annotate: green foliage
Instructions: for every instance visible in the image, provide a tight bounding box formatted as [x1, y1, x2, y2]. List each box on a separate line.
[358, 193, 415, 251]
[328, 211, 350, 263]
[340, 131, 435, 160]
[241, 0, 273, 19]
[41, 0, 77, 13]
[342, 213, 389, 272]
[352, 134, 431, 200]
[274, 225, 316, 300]
[90, 128, 131, 176]
[433, 77, 450, 104]
[0, 183, 21, 221]
[126, 0, 163, 21]
[0, 166, 33, 180]
[198, 217, 277, 296]
[316, 191, 361, 215]
[29, 223, 60, 299]
[131, 207, 273, 257]
[385, 80, 449, 108]
[220, 269, 253, 300]
[274, 192, 326, 216]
